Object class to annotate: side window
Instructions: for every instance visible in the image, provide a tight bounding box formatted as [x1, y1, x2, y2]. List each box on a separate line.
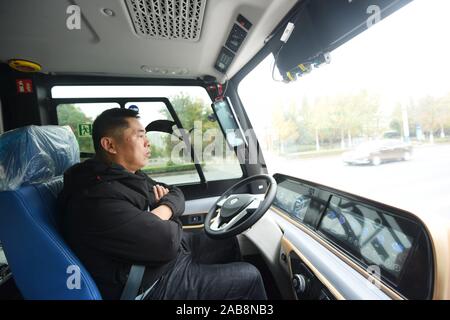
[145, 131, 201, 185]
[52, 86, 244, 184]
[56, 103, 120, 158]
[124, 102, 200, 185]
[168, 94, 243, 182]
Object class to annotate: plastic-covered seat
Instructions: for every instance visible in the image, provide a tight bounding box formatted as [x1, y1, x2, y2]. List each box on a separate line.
[0, 125, 102, 300]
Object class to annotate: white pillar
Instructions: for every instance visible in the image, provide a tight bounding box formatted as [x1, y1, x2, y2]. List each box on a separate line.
[402, 104, 410, 142]
[315, 128, 320, 151]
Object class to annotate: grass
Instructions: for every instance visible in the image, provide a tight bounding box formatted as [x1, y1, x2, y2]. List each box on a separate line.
[284, 148, 345, 159]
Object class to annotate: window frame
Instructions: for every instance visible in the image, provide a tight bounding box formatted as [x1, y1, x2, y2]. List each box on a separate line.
[52, 97, 207, 184]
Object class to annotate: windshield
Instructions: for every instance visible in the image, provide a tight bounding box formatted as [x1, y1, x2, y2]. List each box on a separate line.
[239, 0, 450, 219]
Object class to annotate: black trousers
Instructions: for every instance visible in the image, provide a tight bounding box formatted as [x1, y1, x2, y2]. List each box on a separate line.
[144, 231, 267, 300]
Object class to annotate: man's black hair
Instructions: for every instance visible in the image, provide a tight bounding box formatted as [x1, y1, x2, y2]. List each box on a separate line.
[92, 108, 140, 154]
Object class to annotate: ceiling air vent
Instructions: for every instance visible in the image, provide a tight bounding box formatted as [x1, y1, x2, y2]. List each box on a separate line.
[125, 0, 207, 41]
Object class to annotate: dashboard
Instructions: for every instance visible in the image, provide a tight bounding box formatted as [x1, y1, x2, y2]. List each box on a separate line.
[273, 173, 434, 300]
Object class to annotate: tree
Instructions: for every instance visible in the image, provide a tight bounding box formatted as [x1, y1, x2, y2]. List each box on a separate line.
[271, 102, 300, 154]
[329, 91, 381, 147]
[57, 104, 94, 153]
[302, 91, 382, 150]
[159, 94, 225, 161]
[413, 96, 441, 143]
[165, 94, 217, 134]
[436, 94, 450, 138]
[390, 103, 403, 135]
[152, 147, 164, 158]
[299, 97, 330, 151]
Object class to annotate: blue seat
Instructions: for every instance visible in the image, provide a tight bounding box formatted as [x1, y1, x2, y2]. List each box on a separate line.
[0, 126, 102, 300]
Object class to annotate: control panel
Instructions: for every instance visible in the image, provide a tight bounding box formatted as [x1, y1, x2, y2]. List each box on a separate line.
[214, 14, 252, 74]
[290, 254, 335, 300]
[280, 246, 335, 300]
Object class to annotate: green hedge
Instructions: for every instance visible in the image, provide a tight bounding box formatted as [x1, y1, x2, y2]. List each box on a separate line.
[142, 163, 202, 174]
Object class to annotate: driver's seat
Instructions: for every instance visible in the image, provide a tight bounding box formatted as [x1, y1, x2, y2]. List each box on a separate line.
[0, 125, 102, 300]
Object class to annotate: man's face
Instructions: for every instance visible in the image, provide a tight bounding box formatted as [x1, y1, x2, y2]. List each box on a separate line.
[113, 117, 150, 173]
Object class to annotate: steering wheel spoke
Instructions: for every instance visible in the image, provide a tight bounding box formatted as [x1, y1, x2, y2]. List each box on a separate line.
[210, 211, 223, 231]
[246, 194, 265, 210]
[211, 208, 248, 231]
[217, 193, 264, 208]
[216, 196, 231, 208]
[205, 174, 277, 239]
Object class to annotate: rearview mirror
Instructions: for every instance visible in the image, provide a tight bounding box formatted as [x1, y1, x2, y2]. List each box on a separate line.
[212, 99, 246, 148]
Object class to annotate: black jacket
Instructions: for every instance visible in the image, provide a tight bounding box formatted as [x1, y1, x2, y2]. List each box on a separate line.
[57, 158, 185, 299]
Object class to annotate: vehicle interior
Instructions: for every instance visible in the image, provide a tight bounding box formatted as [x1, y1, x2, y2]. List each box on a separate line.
[0, 0, 449, 300]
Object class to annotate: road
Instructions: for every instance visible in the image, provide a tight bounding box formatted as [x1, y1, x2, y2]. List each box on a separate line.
[152, 144, 450, 220]
[266, 144, 450, 220]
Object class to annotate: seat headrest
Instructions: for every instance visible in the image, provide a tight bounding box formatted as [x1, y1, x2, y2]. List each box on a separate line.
[0, 125, 80, 191]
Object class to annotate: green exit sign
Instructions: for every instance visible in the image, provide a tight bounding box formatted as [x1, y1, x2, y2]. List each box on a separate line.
[78, 124, 92, 137]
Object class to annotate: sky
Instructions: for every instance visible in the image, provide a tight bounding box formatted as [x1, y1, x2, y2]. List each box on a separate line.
[239, 0, 450, 131]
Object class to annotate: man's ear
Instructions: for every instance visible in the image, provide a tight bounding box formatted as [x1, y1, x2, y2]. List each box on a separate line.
[100, 136, 117, 155]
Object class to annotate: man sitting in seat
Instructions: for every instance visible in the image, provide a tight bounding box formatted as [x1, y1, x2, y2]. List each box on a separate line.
[58, 108, 267, 300]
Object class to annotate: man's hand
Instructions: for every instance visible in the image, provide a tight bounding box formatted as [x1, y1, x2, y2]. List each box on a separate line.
[153, 184, 169, 202]
[151, 205, 173, 220]
[151, 185, 172, 220]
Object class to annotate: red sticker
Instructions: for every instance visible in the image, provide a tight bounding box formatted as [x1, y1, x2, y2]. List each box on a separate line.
[16, 79, 33, 94]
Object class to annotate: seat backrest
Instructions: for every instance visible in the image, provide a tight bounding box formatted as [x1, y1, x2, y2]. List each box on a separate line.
[0, 126, 102, 300]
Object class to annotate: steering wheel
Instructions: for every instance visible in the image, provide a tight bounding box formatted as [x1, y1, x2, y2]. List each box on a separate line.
[204, 174, 277, 239]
